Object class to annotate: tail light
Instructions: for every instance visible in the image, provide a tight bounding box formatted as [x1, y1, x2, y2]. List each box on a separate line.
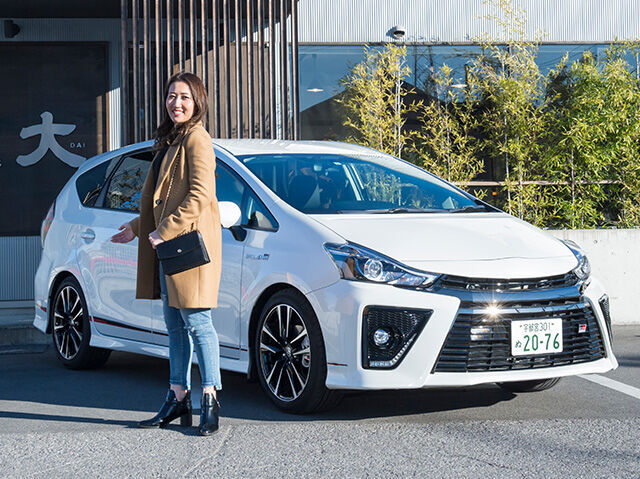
[41, 200, 56, 248]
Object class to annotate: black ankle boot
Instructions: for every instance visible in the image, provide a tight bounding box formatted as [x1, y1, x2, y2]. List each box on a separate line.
[138, 390, 192, 428]
[198, 393, 220, 436]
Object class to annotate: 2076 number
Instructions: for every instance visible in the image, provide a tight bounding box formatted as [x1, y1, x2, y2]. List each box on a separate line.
[522, 333, 561, 352]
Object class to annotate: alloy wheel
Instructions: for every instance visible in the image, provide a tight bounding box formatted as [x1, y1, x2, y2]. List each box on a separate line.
[53, 285, 84, 360]
[259, 304, 311, 402]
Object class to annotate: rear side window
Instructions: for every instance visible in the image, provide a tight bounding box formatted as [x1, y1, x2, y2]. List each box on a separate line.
[75, 158, 119, 207]
[103, 151, 153, 211]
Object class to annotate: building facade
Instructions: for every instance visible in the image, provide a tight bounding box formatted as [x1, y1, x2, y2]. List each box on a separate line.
[1, 0, 639, 317]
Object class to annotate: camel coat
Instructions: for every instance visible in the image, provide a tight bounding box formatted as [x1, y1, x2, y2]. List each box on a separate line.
[129, 123, 222, 309]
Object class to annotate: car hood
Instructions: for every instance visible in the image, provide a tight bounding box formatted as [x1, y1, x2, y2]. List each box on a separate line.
[309, 212, 577, 278]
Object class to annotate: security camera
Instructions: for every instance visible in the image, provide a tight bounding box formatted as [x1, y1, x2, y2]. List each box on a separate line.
[4, 20, 20, 39]
[390, 25, 406, 39]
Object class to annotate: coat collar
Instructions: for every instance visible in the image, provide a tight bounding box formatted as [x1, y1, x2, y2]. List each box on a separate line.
[155, 121, 204, 190]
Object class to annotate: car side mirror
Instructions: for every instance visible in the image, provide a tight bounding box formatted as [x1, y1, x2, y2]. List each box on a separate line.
[219, 201, 242, 229]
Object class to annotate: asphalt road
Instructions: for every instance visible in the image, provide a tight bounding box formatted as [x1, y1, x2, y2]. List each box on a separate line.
[1, 326, 639, 478]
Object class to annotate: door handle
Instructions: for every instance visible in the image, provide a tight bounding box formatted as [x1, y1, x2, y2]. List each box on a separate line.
[80, 229, 96, 241]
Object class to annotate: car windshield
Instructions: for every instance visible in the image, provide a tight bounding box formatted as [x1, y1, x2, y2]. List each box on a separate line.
[238, 152, 485, 214]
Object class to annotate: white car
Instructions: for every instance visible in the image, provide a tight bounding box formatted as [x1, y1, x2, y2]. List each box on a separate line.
[34, 139, 617, 413]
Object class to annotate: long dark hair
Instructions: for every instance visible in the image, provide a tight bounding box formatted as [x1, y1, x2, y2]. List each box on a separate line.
[153, 71, 208, 149]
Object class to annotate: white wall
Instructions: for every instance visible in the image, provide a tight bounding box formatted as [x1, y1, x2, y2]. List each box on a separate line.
[551, 229, 640, 324]
[298, 0, 640, 44]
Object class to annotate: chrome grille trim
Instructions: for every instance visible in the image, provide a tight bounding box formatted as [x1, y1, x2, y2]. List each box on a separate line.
[458, 301, 590, 316]
[437, 272, 579, 292]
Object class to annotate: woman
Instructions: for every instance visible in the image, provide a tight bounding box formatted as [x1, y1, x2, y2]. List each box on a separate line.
[111, 71, 223, 436]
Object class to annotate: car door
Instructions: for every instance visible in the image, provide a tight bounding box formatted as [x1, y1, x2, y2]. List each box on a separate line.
[76, 149, 153, 343]
[149, 160, 245, 359]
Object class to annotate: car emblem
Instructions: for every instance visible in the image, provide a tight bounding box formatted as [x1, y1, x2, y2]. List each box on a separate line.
[578, 323, 587, 333]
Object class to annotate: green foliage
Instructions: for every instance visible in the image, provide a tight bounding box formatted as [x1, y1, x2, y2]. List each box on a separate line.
[409, 66, 484, 184]
[337, 44, 418, 158]
[338, 0, 640, 229]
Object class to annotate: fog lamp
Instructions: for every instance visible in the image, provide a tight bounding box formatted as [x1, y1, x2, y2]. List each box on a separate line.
[373, 328, 391, 347]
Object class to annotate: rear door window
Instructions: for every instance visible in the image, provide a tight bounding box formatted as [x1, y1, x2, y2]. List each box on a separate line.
[103, 151, 154, 212]
[75, 157, 120, 207]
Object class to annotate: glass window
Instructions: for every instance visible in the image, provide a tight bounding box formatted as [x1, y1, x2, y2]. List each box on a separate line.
[298, 43, 638, 140]
[216, 162, 277, 230]
[75, 157, 119, 207]
[216, 162, 245, 207]
[298, 44, 483, 140]
[239, 153, 482, 214]
[537, 44, 599, 76]
[103, 151, 153, 211]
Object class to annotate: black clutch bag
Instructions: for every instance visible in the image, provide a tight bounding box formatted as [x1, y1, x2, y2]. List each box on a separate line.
[156, 230, 210, 275]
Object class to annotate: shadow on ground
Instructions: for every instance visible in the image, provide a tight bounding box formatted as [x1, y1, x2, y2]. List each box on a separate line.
[0, 347, 517, 424]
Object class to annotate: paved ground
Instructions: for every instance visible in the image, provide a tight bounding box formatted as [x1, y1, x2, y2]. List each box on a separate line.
[1, 326, 639, 478]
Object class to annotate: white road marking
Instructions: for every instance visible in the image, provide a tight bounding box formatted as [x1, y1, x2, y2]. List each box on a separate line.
[579, 374, 640, 400]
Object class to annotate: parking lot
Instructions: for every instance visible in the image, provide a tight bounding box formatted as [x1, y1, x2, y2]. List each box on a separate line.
[1, 325, 638, 478]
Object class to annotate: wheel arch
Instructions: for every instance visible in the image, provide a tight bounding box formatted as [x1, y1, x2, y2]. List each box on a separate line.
[46, 271, 83, 334]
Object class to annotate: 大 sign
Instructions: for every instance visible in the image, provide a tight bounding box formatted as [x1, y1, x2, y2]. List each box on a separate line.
[0, 42, 108, 236]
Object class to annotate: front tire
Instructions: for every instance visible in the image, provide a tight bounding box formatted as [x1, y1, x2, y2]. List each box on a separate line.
[51, 277, 111, 369]
[254, 289, 341, 413]
[497, 377, 561, 393]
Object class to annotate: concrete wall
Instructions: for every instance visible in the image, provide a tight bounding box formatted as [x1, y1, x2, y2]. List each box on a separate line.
[551, 229, 639, 325]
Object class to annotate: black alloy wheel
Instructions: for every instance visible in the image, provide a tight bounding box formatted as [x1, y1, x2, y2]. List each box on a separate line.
[255, 289, 342, 413]
[51, 277, 111, 369]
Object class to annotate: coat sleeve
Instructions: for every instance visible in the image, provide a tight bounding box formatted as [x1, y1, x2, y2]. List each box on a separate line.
[155, 128, 216, 241]
[129, 216, 141, 237]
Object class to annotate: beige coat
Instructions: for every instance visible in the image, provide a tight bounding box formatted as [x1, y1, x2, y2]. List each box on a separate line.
[129, 123, 222, 309]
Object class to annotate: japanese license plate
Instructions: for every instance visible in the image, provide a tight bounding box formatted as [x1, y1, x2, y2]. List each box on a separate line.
[511, 318, 563, 356]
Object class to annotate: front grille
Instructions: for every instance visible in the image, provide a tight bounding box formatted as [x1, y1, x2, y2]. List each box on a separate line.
[433, 298, 605, 373]
[438, 272, 579, 292]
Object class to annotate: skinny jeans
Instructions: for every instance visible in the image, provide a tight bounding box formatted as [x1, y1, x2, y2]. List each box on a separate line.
[159, 264, 222, 391]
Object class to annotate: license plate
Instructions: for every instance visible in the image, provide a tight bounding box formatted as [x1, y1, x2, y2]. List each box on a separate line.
[511, 318, 563, 356]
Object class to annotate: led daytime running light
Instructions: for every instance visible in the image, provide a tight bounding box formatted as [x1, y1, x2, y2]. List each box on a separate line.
[324, 242, 440, 288]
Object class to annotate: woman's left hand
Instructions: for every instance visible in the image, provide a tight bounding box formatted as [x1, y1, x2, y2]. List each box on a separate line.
[148, 230, 164, 249]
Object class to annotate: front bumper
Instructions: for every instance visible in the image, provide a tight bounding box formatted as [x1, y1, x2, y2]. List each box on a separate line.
[307, 278, 617, 390]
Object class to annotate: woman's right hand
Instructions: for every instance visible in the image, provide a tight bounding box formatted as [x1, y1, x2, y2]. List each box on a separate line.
[111, 223, 135, 243]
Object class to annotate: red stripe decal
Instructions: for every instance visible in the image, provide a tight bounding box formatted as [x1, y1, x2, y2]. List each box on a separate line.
[91, 316, 150, 334]
[39, 306, 47, 312]
[327, 362, 348, 367]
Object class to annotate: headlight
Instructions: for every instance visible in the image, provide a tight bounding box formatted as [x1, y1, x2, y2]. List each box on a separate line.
[323, 242, 440, 288]
[562, 239, 591, 281]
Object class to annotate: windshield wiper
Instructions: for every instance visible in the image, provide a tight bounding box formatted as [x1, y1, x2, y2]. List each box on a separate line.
[366, 208, 449, 214]
[449, 205, 489, 213]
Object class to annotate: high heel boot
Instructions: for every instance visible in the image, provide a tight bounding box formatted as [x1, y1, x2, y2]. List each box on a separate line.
[138, 390, 192, 428]
[198, 393, 220, 436]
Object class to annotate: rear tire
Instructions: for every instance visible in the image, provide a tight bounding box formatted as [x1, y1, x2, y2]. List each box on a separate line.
[51, 277, 111, 370]
[497, 377, 561, 393]
[254, 289, 342, 413]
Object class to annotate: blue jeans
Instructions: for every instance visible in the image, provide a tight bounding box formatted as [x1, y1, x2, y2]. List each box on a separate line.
[159, 265, 222, 391]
